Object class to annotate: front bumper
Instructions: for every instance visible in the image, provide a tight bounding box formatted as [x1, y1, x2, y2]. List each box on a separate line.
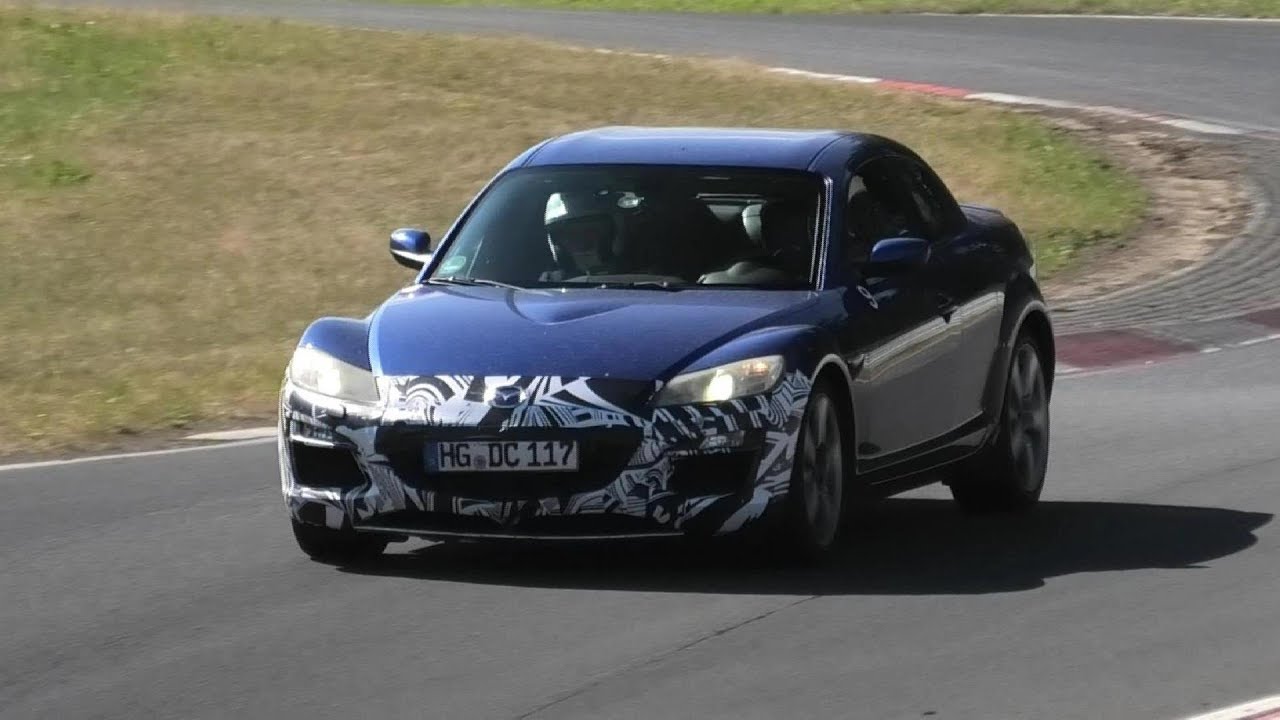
[278, 372, 811, 540]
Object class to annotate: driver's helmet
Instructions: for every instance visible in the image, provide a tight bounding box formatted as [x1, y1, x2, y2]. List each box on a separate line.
[544, 190, 624, 275]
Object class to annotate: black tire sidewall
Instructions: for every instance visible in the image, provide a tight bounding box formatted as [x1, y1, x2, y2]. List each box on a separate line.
[291, 519, 387, 562]
[781, 383, 848, 557]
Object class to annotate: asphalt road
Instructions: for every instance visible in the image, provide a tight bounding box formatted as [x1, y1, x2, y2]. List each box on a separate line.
[6, 346, 1280, 719]
[7, 7, 1280, 720]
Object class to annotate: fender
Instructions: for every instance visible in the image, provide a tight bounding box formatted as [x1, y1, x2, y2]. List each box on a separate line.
[978, 274, 1055, 445]
[296, 317, 373, 371]
[673, 322, 859, 451]
[675, 323, 832, 377]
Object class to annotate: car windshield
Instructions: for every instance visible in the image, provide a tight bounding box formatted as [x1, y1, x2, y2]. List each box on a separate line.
[429, 165, 823, 290]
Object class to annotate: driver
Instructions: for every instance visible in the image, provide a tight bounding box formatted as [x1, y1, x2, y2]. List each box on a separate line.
[543, 191, 619, 279]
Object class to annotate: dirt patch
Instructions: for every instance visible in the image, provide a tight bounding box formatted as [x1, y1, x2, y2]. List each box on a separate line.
[1031, 112, 1253, 306]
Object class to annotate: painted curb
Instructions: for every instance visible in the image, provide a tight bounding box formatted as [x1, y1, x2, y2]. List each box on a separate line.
[1055, 331, 1280, 376]
[764, 66, 1251, 137]
[595, 50, 1261, 139]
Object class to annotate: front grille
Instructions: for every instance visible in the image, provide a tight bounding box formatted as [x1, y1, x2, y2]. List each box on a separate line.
[377, 426, 643, 501]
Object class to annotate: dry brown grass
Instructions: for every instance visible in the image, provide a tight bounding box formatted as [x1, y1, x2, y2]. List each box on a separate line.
[0, 6, 1143, 455]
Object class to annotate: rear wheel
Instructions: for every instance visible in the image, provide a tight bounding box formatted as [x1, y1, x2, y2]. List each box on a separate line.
[780, 385, 848, 559]
[291, 519, 388, 563]
[950, 334, 1050, 513]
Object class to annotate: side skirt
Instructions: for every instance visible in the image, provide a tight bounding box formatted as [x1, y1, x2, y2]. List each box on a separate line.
[857, 415, 992, 498]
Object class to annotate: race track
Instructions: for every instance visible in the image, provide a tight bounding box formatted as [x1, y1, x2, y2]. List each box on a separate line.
[6, 7, 1280, 719]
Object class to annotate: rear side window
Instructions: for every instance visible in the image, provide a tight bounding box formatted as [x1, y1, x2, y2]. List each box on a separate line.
[900, 158, 963, 237]
[843, 156, 961, 263]
[843, 157, 932, 265]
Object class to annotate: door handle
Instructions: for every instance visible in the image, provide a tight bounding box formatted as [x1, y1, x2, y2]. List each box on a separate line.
[935, 293, 958, 320]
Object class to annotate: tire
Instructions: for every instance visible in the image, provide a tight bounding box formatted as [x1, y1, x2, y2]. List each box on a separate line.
[779, 383, 849, 560]
[950, 333, 1051, 513]
[291, 518, 388, 563]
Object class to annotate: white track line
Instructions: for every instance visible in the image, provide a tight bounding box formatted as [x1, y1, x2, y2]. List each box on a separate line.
[1236, 332, 1280, 348]
[1178, 694, 1280, 720]
[924, 13, 1280, 23]
[0, 437, 275, 474]
[1159, 118, 1247, 136]
[766, 67, 881, 84]
[966, 91, 1084, 110]
[184, 427, 276, 441]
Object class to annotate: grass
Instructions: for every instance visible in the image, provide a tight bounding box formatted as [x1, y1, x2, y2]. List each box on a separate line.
[397, 0, 1280, 17]
[0, 5, 1144, 455]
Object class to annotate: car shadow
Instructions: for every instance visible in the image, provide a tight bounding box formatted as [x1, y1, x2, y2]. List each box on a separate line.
[337, 499, 1272, 595]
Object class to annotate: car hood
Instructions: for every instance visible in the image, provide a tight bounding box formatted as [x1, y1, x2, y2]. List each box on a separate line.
[370, 285, 819, 380]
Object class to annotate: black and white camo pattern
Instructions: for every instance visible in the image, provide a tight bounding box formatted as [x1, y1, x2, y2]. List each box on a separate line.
[280, 371, 811, 536]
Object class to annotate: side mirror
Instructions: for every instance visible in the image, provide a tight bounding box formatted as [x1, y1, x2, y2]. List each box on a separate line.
[862, 237, 930, 277]
[389, 228, 432, 270]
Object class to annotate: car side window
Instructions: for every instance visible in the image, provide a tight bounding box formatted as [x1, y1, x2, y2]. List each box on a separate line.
[842, 157, 931, 267]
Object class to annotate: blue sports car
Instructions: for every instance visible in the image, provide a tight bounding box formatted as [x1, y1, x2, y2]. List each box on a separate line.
[278, 126, 1054, 562]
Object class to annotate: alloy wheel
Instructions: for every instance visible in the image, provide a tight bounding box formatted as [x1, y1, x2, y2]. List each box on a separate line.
[1005, 343, 1049, 494]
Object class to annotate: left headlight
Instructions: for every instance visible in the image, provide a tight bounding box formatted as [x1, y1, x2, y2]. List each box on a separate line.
[654, 355, 784, 406]
[287, 345, 380, 405]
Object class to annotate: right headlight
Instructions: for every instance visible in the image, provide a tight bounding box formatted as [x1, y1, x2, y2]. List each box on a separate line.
[653, 355, 785, 406]
[287, 345, 380, 405]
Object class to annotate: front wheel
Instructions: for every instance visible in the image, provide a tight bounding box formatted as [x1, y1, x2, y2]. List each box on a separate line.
[779, 385, 848, 559]
[291, 519, 388, 564]
[950, 335, 1051, 513]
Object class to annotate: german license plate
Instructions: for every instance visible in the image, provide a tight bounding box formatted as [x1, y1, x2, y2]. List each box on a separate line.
[427, 440, 580, 473]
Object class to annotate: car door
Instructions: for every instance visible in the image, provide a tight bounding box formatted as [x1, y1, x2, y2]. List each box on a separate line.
[892, 156, 1006, 429]
[837, 156, 964, 470]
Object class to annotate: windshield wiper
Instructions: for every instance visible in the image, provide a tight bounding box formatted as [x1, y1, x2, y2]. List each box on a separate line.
[427, 276, 526, 291]
[547, 280, 685, 292]
[599, 281, 684, 291]
[696, 282, 813, 290]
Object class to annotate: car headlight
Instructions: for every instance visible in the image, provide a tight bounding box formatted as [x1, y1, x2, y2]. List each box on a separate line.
[654, 355, 785, 406]
[287, 345, 380, 405]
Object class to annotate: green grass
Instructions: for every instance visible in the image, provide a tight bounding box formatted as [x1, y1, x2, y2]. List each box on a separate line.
[0, 5, 1144, 455]
[394, 0, 1280, 16]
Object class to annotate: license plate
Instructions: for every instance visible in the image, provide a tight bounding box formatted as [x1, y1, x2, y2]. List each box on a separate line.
[427, 440, 580, 473]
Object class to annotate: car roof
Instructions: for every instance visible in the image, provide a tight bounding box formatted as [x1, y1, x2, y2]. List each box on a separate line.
[521, 126, 864, 171]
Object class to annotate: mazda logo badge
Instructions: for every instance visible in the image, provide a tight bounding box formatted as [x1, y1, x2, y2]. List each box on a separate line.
[486, 385, 526, 409]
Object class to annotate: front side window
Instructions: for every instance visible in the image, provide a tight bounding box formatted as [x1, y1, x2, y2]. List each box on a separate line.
[430, 165, 823, 290]
[843, 157, 932, 267]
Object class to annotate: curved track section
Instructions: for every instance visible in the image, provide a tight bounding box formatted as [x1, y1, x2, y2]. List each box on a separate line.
[8, 6, 1280, 719]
